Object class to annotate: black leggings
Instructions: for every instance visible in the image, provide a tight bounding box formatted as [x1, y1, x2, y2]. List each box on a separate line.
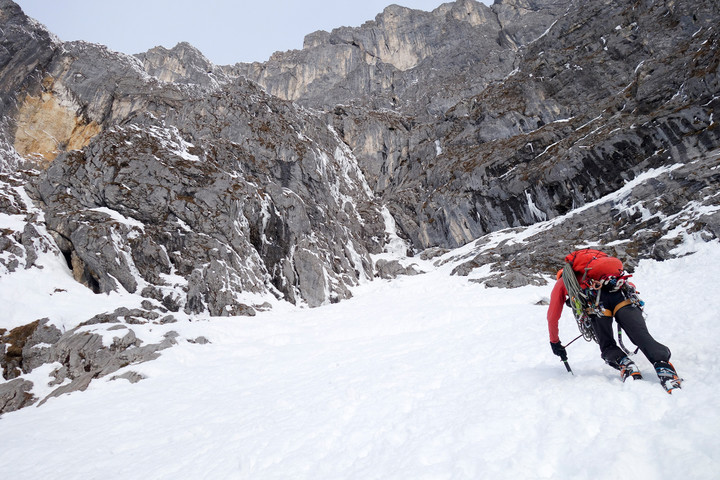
[590, 289, 671, 367]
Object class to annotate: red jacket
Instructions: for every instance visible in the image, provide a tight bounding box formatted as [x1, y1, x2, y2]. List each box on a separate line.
[547, 278, 567, 343]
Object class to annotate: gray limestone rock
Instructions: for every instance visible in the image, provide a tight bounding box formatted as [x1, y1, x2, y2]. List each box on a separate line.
[0, 308, 182, 414]
[0, 378, 35, 414]
[375, 258, 423, 279]
[2, 0, 720, 415]
[110, 371, 146, 384]
[448, 146, 720, 286]
[24, 72, 385, 309]
[135, 42, 229, 87]
[187, 336, 210, 345]
[0, 0, 57, 116]
[41, 327, 179, 394]
[230, 0, 571, 118]
[348, 0, 720, 252]
[0, 318, 61, 379]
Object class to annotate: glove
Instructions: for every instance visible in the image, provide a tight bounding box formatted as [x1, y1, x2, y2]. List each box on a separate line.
[550, 341, 568, 361]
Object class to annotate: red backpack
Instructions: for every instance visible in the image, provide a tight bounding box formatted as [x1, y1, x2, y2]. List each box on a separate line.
[564, 249, 625, 287]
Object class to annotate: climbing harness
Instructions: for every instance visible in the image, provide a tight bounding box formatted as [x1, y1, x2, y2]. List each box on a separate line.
[561, 262, 645, 355]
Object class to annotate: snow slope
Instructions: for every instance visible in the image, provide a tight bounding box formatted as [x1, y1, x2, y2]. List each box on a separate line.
[1, 240, 719, 479]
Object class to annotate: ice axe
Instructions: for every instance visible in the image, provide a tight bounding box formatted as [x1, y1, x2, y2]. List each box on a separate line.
[560, 335, 583, 375]
[552, 338, 576, 375]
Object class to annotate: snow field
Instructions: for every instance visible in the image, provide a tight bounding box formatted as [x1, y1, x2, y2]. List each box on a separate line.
[1, 242, 719, 479]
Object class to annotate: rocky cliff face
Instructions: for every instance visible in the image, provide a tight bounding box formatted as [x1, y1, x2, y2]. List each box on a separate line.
[388, 0, 720, 250]
[229, 0, 572, 117]
[1, 0, 719, 413]
[1, 0, 386, 315]
[35, 80, 384, 313]
[229, 0, 718, 253]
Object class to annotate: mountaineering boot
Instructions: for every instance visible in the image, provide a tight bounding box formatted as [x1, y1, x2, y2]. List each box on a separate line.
[618, 356, 642, 382]
[655, 361, 682, 393]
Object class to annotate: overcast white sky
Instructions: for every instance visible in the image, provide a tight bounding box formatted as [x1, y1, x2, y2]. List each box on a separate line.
[15, 0, 492, 65]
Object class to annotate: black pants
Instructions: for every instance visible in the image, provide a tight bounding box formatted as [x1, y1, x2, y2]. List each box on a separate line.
[589, 288, 671, 367]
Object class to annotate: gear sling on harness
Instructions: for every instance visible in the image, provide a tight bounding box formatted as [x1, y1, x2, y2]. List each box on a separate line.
[560, 250, 643, 355]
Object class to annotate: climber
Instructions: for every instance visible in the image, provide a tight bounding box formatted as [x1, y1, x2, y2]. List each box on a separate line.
[547, 248, 682, 392]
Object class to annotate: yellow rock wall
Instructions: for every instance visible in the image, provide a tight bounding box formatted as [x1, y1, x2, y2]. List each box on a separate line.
[13, 79, 101, 167]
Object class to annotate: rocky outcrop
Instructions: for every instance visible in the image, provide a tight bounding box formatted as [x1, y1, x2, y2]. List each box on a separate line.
[32, 77, 384, 312]
[0, 0, 57, 115]
[1, 0, 388, 312]
[444, 150, 720, 287]
[410, 0, 720, 249]
[13, 81, 102, 165]
[2, 0, 158, 162]
[0, 166, 61, 274]
[225, 0, 718, 254]
[325, 0, 720, 254]
[135, 42, 230, 87]
[0, 378, 34, 413]
[0, 318, 61, 380]
[229, 0, 572, 116]
[0, 311, 182, 414]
